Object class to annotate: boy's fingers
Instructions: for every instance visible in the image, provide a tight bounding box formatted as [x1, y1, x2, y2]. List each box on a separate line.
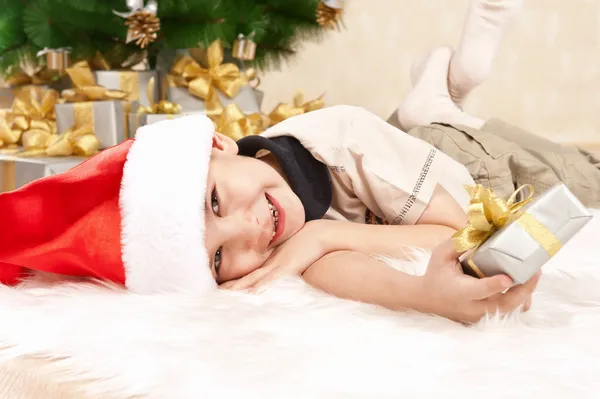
[496, 271, 541, 312]
[463, 274, 513, 300]
[431, 238, 466, 263]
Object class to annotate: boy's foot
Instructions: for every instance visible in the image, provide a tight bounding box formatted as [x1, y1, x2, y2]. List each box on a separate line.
[397, 46, 486, 132]
[448, 0, 523, 105]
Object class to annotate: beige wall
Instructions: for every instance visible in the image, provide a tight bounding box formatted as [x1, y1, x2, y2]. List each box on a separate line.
[260, 0, 600, 144]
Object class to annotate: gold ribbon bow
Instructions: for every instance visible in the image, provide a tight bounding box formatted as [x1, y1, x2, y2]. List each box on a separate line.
[137, 76, 181, 116]
[61, 61, 129, 102]
[0, 86, 58, 152]
[168, 40, 253, 116]
[0, 86, 99, 157]
[452, 184, 562, 278]
[214, 103, 270, 141]
[3, 53, 58, 87]
[268, 91, 325, 126]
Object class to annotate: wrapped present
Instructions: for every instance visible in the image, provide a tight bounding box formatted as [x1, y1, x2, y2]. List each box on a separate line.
[454, 184, 593, 285]
[95, 70, 158, 107]
[127, 75, 202, 132]
[56, 61, 132, 148]
[267, 91, 325, 126]
[165, 40, 260, 114]
[55, 100, 128, 149]
[213, 103, 270, 141]
[0, 154, 83, 193]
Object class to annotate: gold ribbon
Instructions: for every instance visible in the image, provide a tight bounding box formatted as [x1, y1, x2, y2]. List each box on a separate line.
[4, 52, 59, 87]
[452, 184, 562, 278]
[1, 160, 16, 193]
[0, 86, 59, 152]
[268, 91, 325, 126]
[133, 76, 182, 129]
[168, 40, 254, 115]
[0, 85, 99, 157]
[61, 61, 129, 102]
[213, 103, 270, 141]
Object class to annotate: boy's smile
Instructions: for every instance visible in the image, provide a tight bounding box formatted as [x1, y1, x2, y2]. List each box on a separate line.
[203, 133, 306, 284]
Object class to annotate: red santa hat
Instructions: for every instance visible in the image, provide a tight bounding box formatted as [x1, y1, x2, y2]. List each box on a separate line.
[0, 115, 216, 294]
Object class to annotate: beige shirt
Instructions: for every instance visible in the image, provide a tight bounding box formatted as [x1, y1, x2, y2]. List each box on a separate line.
[262, 105, 474, 225]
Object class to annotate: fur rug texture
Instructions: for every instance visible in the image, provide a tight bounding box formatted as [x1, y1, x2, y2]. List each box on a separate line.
[0, 211, 599, 399]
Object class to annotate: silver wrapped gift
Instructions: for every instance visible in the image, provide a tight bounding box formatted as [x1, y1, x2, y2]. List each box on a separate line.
[166, 85, 260, 114]
[0, 154, 83, 193]
[55, 101, 129, 149]
[94, 70, 158, 107]
[128, 111, 205, 134]
[158, 48, 261, 114]
[461, 184, 593, 284]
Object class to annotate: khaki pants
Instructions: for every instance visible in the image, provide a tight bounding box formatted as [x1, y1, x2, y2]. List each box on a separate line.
[405, 119, 600, 208]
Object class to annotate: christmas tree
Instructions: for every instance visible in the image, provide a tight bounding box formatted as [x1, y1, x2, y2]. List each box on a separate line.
[0, 0, 333, 77]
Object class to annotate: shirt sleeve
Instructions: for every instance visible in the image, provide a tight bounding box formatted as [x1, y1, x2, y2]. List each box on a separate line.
[340, 106, 474, 225]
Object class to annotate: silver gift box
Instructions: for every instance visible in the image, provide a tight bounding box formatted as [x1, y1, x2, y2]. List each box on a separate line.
[166, 85, 260, 114]
[461, 184, 593, 284]
[128, 111, 205, 135]
[0, 154, 83, 193]
[94, 70, 158, 107]
[55, 101, 128, 149]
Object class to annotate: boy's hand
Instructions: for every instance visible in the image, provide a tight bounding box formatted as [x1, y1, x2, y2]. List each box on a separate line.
[419, 239, 541, 323]
[220, 220, 330, 291]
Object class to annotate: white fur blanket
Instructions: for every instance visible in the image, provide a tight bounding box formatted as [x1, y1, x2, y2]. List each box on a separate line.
[0, 211, 599, 399]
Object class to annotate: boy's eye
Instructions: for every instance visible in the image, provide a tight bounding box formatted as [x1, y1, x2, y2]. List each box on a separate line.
[211, 188, 219, 215]
[214, 247, 222, 274]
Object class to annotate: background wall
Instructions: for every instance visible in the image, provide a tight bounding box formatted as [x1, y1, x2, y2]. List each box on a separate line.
[260, 0, 600, 145]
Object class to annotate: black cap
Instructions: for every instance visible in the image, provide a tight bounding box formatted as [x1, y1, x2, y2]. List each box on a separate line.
[237, 135, 332, 222]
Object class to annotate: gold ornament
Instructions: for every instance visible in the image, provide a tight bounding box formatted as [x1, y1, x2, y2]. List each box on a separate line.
[36, 48, 72, 72]
[232, 32, 257, 61]
[316, 0, 344, 30]
[114, 0, 160, 49]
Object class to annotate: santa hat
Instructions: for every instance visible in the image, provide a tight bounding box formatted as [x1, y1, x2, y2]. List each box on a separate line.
[0, 115, 216, 294]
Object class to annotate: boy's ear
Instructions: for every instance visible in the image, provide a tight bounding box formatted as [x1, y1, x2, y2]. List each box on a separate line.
[212, 132, 238, 154]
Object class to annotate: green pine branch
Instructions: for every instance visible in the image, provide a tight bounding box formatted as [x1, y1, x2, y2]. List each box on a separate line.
[0, 0, 333, 76]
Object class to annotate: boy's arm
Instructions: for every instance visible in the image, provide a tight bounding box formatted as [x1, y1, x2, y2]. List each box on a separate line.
[221, 220, 455, 290]
[302, 244, 541, 324]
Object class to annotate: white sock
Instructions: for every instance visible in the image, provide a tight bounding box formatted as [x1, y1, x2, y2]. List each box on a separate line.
[397, 46, 486, 132]
[449, 0, 523, 105]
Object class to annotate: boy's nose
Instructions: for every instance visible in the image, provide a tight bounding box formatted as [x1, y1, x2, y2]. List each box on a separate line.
[224, 211, 266, 250]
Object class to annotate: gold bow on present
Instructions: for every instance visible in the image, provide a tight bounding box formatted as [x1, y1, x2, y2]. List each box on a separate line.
[61, 61, 129, 102]
[3, 53, 59, 87]
[0, 85, 99, 157]
[0, 85, 58, 152]
[168, 40, 254, 116]
[452, 184, 562, 278]
[268, 91, 325, 126]
[213, 103, 270, 141]
[137, 76, 181, 116]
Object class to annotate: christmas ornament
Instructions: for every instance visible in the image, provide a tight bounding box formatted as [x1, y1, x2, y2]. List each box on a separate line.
[114, 0, 160, 49]
[36, 48, 72, 72]
[316, 0, 344, 30]
[232, 32, 257, 61]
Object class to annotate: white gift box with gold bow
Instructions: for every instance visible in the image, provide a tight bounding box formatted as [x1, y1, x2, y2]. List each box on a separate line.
[458, 184, 593, 284]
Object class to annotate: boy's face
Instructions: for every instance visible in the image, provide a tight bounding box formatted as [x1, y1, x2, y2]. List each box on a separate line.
[204, 133, 306, 283]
